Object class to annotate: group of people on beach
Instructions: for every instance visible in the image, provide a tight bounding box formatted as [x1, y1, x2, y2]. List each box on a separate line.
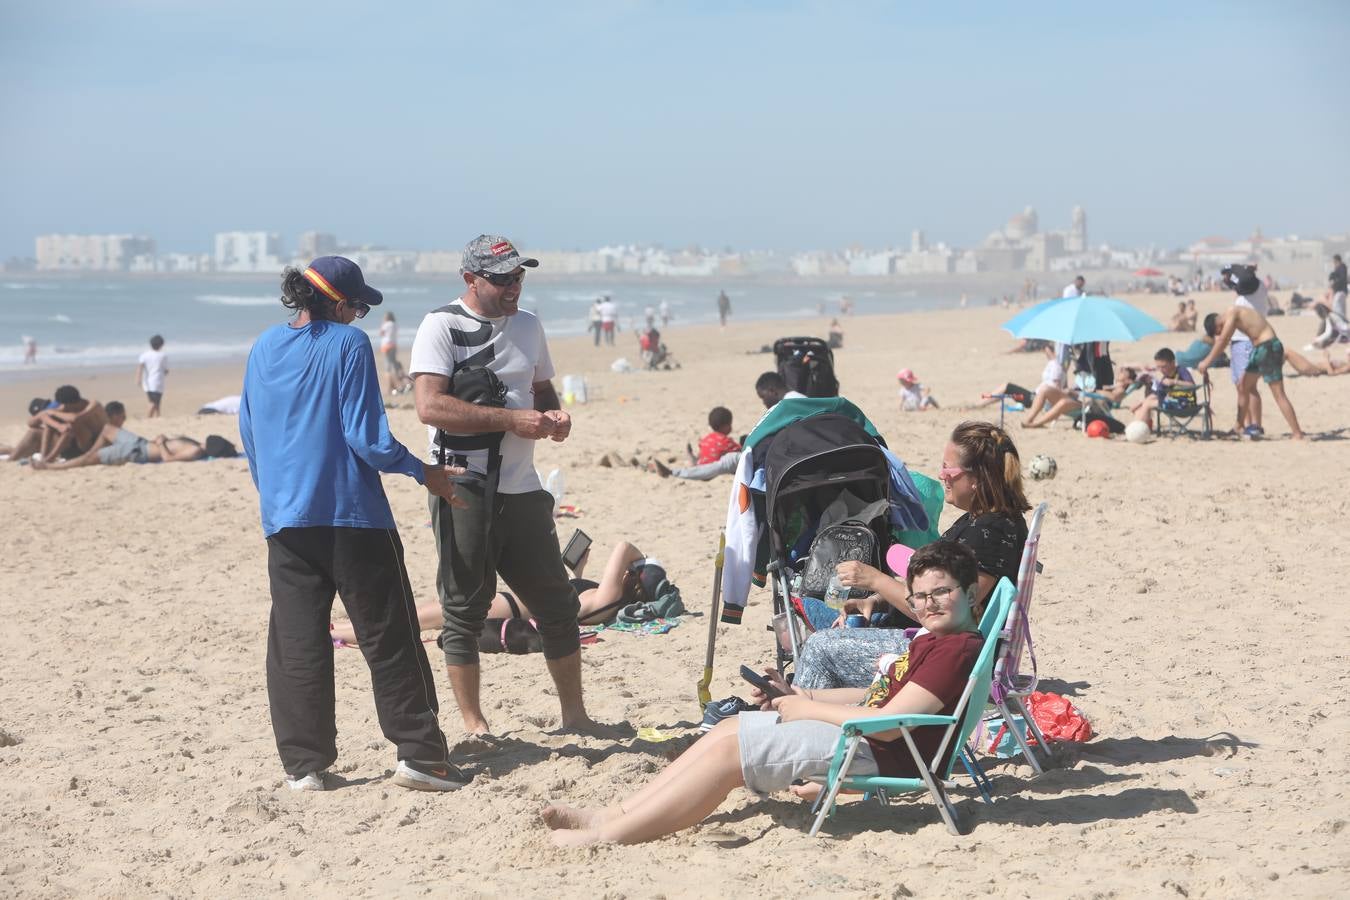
[231, 234, 1043, 849]
[3, 381, 210, 468]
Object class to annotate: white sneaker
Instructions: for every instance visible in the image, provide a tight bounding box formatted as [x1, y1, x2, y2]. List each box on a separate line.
[392, 759, 468, 792]
[286, 771, 326, 791]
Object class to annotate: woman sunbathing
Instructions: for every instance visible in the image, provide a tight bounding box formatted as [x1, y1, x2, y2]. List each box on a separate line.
[541, 540, 985, 846]
[330, 541, 658, 645]
[1021, 367, 1138, 429]
[787, 420, 1030, 692]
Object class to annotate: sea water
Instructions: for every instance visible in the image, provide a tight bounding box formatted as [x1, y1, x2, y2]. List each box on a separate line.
[0, 275, 957, 378]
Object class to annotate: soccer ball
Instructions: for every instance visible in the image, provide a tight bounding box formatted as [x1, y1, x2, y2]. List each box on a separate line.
[1124, 420, 1153, 444]
[1028, 454, 1057, 480]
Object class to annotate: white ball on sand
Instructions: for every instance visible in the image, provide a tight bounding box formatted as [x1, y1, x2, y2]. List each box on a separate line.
[1028, 454, 1057, 480]
[1125, 420, 1153, 444]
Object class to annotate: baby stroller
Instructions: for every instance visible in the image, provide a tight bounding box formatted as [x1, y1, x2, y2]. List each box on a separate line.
[774, 336, 839, 397]
[759, 414, 893, 675]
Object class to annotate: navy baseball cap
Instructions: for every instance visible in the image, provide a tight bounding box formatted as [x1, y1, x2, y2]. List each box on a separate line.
[302, 256, 383, 307]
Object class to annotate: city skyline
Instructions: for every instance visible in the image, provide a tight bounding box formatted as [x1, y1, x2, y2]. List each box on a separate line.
[3, 3, 1348, 260]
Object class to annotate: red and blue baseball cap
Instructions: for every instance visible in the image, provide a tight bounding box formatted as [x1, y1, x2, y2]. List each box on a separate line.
[301, 256, 383, 307]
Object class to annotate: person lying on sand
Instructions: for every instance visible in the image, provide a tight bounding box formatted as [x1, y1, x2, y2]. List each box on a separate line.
[330, 541, 660, 644]
[540, 540, 984, 846]
[30, 401, 204, 470]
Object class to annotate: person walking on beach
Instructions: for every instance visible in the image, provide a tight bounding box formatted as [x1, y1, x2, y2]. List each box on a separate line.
[380, 311, 414, 395]
[240, 256, 466, 793]
[588, 299, 603, 347]
[411, 234, 603, 737]
[135, 335, 168, 418]
[717, 290, 731, 327]
[22, 335, 37, 365]
[599, 295, 617, 345]
[658, 299, 671, 328]
[1330, 254, 1348, 319]
[1196, 304, 1305, 441]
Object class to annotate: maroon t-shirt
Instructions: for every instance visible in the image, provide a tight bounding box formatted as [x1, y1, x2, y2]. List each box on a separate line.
[863, 630, 983, 778]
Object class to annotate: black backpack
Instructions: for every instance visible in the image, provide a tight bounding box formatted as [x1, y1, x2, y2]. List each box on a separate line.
[203, 435, 238, 458]
[773, 336, 839, 398]
[800, 521, 879, 600]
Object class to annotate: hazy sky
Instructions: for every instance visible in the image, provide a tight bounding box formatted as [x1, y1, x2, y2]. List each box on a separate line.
[3, 1, 1347, 259]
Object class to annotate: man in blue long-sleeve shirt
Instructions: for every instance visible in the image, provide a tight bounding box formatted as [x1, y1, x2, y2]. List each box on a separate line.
[240, 256, 467, 793]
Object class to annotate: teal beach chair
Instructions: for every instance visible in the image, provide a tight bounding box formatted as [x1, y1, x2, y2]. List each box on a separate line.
[808, 579, 1015, 837]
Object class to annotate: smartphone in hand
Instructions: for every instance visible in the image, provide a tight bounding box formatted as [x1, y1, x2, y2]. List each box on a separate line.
[739, 664, 785, 700]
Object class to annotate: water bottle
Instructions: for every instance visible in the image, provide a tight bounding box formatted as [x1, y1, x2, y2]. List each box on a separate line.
[544, 468, 565, 517]
[824, 573, 847, 609]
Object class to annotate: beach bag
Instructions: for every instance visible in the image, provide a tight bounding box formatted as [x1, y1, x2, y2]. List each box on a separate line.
[434, 364, 508, 466]
[203, 435, 238, 458]
[1025, 691, 1093, 743]
[800, 521, 878, 600]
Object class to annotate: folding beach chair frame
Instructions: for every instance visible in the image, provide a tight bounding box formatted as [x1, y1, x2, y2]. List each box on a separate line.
[1153, 376, 1213, 439]
[808, 580, 1015, 837]
[988, 502, 1051, 773]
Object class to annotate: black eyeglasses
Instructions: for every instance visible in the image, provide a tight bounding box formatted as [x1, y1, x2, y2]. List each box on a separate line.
[477, 270, 526, 287]
[351, 301, 370, 319]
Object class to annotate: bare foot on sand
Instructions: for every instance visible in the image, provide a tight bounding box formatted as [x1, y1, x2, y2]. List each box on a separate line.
[540, 803, 608, 831]
[790, 782, 823, 802]
[550, 827, 603, 847]
[461, 717, 492, 736]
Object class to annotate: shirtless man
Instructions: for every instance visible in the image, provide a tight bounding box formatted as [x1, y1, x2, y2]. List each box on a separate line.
[7, 385, 107, 462]
[31, 401, 205, 469]
[1196, 305, 1305, 440]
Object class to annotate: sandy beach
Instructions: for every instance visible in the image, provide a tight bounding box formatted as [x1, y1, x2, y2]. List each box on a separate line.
[3, 291, 1348, 898]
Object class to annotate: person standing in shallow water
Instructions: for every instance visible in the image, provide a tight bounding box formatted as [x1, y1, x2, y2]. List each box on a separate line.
[240, 256, 468, 793]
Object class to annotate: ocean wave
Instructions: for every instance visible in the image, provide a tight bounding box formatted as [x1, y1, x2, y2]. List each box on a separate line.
[0, 339, 255, 374]
[51, 314, 73, 323]
[196, 294, 276, 307]
[3, 282, 59, 291]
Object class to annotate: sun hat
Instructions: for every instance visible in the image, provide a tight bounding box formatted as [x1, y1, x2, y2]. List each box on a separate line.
[896, 368, 917, 383]
[302, 256, 383, 307]
[462, 235, 540, 275]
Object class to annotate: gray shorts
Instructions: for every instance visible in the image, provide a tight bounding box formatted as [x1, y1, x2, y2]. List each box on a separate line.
[737, 711, 877, 795]
[98, 434, 149, 465]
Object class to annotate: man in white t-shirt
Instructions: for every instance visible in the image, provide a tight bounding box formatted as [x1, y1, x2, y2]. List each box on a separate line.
[411, 234, 600, 737]
[1061, 275, 1085, 299]
[135, 334, 168, 417]
[598, 296, 617, 345]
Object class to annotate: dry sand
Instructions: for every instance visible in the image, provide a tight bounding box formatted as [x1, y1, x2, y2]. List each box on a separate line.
[2, 292, 1348, 898]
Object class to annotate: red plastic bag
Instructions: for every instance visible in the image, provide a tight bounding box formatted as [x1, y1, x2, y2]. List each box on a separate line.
[1024, 691, 1093, 744]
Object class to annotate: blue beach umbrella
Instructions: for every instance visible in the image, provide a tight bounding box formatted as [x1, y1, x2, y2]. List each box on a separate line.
[1002, 295, 1166, 344]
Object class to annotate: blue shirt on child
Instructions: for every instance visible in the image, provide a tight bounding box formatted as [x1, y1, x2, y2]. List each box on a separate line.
[240, 319, 423, 537]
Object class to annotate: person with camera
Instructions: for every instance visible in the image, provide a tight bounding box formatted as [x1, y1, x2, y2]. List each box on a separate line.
[239, 256, 466, 794]
[411, 234, 602, 738]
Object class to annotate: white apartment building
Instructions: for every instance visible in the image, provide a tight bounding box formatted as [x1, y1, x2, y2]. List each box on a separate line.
[214, 231, 283, 272]
[35, 233, 156, 271]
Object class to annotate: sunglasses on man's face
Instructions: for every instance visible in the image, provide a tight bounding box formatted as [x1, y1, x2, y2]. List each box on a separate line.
[350, 301, 370, 319]
[478, 270, 526, 287]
